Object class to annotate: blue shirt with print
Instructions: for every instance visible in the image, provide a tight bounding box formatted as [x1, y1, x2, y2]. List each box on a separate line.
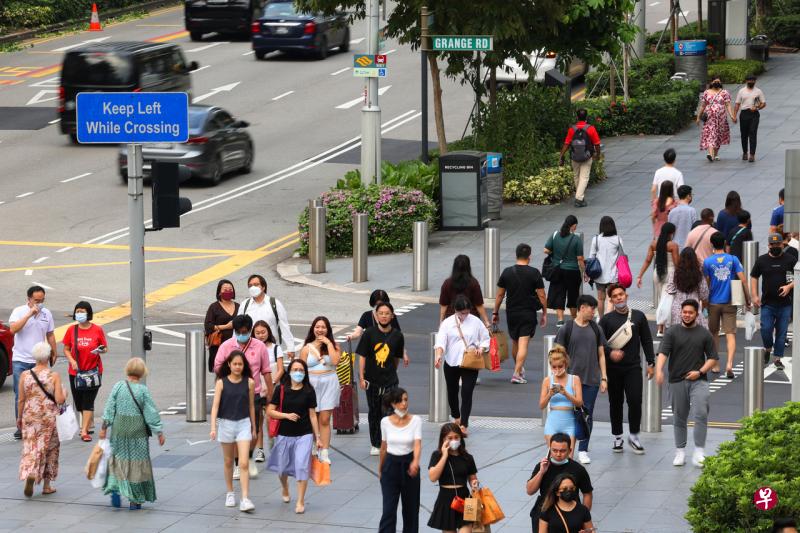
[703, 253, 743, 304]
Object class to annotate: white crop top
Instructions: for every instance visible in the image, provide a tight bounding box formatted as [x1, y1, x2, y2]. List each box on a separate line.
[381, 415, 422, 456]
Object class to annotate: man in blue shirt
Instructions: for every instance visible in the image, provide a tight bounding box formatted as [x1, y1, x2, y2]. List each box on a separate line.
[703, 232, 751, 378]
[769, 188, 784, 234]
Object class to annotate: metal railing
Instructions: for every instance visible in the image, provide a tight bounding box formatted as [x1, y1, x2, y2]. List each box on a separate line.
[309, 204, 326, 274]
[484, 227, 499, 299]
[643, 341, 662, 432]
[743, 346, 764, 416]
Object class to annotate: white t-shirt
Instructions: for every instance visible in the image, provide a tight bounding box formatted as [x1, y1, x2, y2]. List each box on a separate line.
[9, 304, 54, 364]
[239, 295, 296, 354]
[435, 314, 491, 367]
[652, 166, 684, 192]
[381, 415, 422, 456]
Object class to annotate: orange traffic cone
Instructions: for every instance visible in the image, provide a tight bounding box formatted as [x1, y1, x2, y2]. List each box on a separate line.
[88, 3, 102, 32]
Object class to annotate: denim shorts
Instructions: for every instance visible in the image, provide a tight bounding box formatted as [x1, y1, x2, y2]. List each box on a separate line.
[217, 418, 252, 443]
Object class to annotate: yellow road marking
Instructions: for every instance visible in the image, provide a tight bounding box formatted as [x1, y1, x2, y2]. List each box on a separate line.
[0, 66, 40, 77]
[52, 232, 300, 340]
[0, 254, 230, 273]
[0, 80, 24, 86]
[150, 30, 189, 43]
[0, 240, 253, 255]
[27, 65, 61, 78]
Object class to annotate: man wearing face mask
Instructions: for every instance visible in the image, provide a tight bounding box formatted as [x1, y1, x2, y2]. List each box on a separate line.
[599, 284, 655, 455]
[734, 75, 766, 162]
[239, 274, 296, 359]
[526, 433, 593, 529]
[656, 299, 716, 468]
[9, 285, 57, 440]
[751, 234, 795, 370]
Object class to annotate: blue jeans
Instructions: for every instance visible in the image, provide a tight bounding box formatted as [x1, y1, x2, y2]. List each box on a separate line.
[13, 361, 35, 419]
[761, 305, 792, 358]
[576, 384, 600, 452]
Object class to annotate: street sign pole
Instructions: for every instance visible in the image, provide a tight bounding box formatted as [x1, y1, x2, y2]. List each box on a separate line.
[420, 6, 430, 164]
[361, 0, 382, 185]
[127, 143, 146, 371]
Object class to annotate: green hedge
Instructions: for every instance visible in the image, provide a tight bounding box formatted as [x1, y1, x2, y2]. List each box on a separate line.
[708, 59, 766, 84]
[774, 0, 800, 16]
[503, 156, 607, 205]
[335, 160, 439, 201]
[764, 15, 800, 47]
[1, 0, 146, 30]
[686, 402, 800, 532]
[297, 185, 437, 257]
[585, 53, 675, 98]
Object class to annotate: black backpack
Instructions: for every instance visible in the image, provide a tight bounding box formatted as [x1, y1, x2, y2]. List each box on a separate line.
[570, 125, 594, 162]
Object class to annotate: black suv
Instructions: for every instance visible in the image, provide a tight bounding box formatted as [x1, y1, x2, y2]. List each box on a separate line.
[185, 0, 267, 41]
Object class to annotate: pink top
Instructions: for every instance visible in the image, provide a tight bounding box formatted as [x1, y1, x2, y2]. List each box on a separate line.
[651, 198, 676, 238]
[213, 336, 271, 395]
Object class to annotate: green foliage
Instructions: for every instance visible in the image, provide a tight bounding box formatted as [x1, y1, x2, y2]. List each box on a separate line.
[585, 53, 675, 98]
[503, 156, 607, 204]
[686, 402, 800, 532]
[708, 59, 766, 84]
[335, 160, 439, 200]
[297, 186, 437, 257]
[773, 0, 800, 16]
[0, 0, 146, 29]
[646, 21, 723, 58]
[764, 15, 800, 47]
[1, 2, 56, 27]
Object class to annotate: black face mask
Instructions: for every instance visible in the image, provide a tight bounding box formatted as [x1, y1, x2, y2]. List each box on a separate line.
[712, 82, 722, 89]
[747, 82, 755, 88]
[769, 247, 783, 257]
[560, 490, 577, 502]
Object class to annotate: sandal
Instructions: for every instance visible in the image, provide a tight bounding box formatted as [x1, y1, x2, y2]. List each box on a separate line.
[42, 487, 56, 495]
[81, 434, 92, 442]
[295, 503, 305, 514]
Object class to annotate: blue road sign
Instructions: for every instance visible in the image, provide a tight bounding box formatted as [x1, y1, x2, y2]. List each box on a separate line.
[76, 92, 189, 144]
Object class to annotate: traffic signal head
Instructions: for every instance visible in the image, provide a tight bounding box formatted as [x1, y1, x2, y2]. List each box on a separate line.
[151, 162, 192, 229]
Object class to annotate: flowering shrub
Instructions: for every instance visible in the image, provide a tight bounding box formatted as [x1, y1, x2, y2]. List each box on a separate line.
[298, 185, 437, 257]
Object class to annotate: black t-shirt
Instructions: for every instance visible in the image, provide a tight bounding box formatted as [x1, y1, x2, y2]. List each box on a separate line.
[529, 460, 593, 517]
[356, 326, 404, 386]
[357, 310, 401, 331]
[497, 264, 545, 315]
[786, 246, 799, 262]
[429, 451, 477, 486]
[751, 252, 796, 307]
[270, 384, 317, 437]
[726, 226, 753, 262]
[539, 503, 592, 533]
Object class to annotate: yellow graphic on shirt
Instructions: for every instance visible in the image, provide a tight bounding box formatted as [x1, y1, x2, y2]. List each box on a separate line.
[374, 342, 390, 368]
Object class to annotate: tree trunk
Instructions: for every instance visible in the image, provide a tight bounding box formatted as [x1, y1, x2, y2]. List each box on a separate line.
[697, 0, 703, 32]
[489, 65, 497, 107]
[609, 60, 617, 105]
[428, 53, 447, 155]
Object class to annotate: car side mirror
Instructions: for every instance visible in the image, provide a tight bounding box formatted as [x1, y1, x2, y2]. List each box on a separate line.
[188, 61, 199, 71]
[233, 120, 250, 128]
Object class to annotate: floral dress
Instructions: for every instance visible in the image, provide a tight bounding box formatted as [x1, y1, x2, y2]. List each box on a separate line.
[19, 368, 60, 484]
[700, 89, 731, 150]
[665, 271, 709, 327]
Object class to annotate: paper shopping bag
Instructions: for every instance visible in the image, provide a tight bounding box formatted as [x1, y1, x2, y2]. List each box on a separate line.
[492, 328, 509, 362]
[310, 455, 331, 486]
[463, 496, 482, 522]
[477, 486, 505, 525]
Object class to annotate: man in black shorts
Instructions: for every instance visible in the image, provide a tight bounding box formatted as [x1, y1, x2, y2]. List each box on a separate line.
[493, 243, 547, 384]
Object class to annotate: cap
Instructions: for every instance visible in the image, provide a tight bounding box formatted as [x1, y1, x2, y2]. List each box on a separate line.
[768, 233, 783, 245]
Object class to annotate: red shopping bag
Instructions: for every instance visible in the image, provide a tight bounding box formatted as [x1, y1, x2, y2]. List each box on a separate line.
[488, 335, 501, 372]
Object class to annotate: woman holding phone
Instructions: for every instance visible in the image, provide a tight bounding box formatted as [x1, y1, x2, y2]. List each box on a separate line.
[539, 345, 583, 454]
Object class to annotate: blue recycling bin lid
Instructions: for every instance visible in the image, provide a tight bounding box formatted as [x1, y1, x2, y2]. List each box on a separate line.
[486, 152, 503, 174]
[674, 40, 706, 57]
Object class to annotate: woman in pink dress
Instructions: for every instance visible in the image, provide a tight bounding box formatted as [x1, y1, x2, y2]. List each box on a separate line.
[697, 76, 736, 161]
[651, 180, 676, 238]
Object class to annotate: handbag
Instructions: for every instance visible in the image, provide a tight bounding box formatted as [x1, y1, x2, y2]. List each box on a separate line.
[730, 279, 745, 306]
[463, 495, 483, 522]
[56, 404, 79, 442]
[72, 325, 101, 390]
[584, 235, 603, 281]
[656, 290, 674, 326]
[206, 329, 223, 347]
[126, 381, 153, 437]
[607, 308, 633, 350]
[310, 453, 331, 486]
[268, 384, 283, 438]
[456, 317, 485, 371]
[615, 238, 633, 288]
[700, 90, 722, 122]
[575, 404, 591, 438]
[544, 232, 576, 283]
[476, 486, 505, 525]
[448, 461, 466, 513]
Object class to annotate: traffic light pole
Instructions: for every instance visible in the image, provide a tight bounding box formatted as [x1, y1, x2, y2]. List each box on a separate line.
[127, 143, 146, 370]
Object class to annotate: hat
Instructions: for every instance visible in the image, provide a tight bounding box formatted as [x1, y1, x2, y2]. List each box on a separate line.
[745, 74, 757, 81]
[768, 233, 783, 245]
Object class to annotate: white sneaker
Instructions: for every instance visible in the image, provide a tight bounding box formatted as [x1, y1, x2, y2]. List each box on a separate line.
[319, 448, 331, 464]
[692, 448, 705, 468]
[673, 449, 686, 466]
[248, 460, 259, 478]
[239, 498, 255, 512]
[254, 448, 266, 463]
[369, 446, 381, 456]
[578, 451, 591, 464]
[225, 492, 236, 507]
[232, 465, 240, 480]
[628, 434, 645, 455]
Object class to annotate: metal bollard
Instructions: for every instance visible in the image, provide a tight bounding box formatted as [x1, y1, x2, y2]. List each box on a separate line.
[642, 340, 662, 432]
[353, 213, 368, 282]
[412, 221, 429, 291]
[541, 335, 556, 427]
[428, 332, 448, 423]
[743, 241, 759, 286]
[310, 206, 326, 274]
[484, 227, 500, 299]
[185, 330, 207, 422]
[743, 346, 764, 416]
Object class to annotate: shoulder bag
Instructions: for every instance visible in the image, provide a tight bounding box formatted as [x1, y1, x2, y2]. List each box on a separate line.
[270, 297, 283, 346]
[571, 375, 592, 438]
[125, 381, 153, 437]
[448, 460, 467, 513]
[73, 325, 102, 390]
[542, 231, 558, 281]
[545, 232, 576, 283]
[584, 235, 603, 281]
[615, 238, 633, 288]
[29, 369, 57, 405]
[554, 504, 571, 533]
[607, 308, 634, 351]
[456, 317, 485, 370]
[268, 384, 284, 438]
[701, 90, 722, 122]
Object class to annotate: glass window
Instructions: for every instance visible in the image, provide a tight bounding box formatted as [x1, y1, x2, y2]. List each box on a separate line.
[62, 52, 134, 86]
[264, 2, 298, 17]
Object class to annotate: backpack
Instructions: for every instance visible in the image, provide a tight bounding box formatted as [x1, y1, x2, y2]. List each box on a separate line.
[570, 125, 594, 162]
[242, 296, 283, 346]
[562, 319, 601, 350]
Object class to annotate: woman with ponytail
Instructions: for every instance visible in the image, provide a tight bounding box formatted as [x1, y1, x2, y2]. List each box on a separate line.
[636, 222, 680, 336]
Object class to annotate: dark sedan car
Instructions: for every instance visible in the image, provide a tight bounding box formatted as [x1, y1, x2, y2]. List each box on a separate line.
[251, 1, 349, 60]
[185, 0, 267, 41]
[0, 321, 14, 389]
[118, 105, 253, 185]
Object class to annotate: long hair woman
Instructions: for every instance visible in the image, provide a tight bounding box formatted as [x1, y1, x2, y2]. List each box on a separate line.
[204, 279, 239, 372]
[427, 423, 480, 532]
[588, 216, 623, 316]
[545, 215, 585, 327]
[665, 247, 709, 328]
[715, 190, 748, 240]
[439, 255, 490, 326]
[651, 180, 676, 238]
[539, 345, 583, 455]
[636, 222, 680, 336]
[537, 473, 594, 533]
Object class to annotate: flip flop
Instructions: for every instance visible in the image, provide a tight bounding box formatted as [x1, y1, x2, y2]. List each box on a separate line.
[81, 434, 92, 442]
[42, 487, 56, 495]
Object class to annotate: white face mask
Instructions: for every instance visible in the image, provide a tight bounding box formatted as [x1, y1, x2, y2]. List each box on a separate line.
[448, 439, 461, 451]
[248, 285, 262, 298]
[394, 408, 407, 418]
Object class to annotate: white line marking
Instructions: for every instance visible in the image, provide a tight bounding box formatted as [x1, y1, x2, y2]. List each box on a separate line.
[190, 65, 210, 73]
[657, 17, 670, 24]
[0, 201, 5, 206]
[649, 1, 660, 5]
[61, 172, 92, 183]
[272, 90, 294, 101]
[242, 50, 254, 56]
[52, 36, 110, 52]
[16, 192, 34, 198]
[765, 380, 791, 385]
[186, 439, 213, 446]
[330, 67, 350, 76]
[192, 81, 240, 104]
[160, 411, 178, 415]
[187, 42, 227, 52]
[26, 90, 59, 106]
[177, 311, 205, 317]
[32, 257, 49, 264]
[336, 85, 392, 109]
[350, 38, 365, 44]
[56, 246, 73, 253]
[24, 269, 33, 276]
[31, 282, 53, 290]
[383, 49, 397, 54]
[49, 118, 61, 124]
[29, 76, 60, 88]
[79, 295, 116, 304]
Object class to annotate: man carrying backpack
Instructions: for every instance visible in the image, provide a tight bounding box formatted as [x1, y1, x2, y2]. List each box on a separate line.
[560, 108, 602, 208]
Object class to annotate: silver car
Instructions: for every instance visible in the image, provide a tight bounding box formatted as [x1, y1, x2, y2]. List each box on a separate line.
[496, 50, 587, 86]
[118, 104, 253, 185]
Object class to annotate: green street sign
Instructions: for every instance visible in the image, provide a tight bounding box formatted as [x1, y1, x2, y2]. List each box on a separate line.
[431, 35, 493, 52]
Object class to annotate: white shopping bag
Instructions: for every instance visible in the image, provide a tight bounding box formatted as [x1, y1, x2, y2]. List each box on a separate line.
[656, 291, 674, 326]
[745, 311, 758, 341]
[91, 439, 112, 489]
[56, 404, 79, 442]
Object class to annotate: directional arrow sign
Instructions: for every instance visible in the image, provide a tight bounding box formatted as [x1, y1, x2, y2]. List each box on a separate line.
[192, 82, 240, 104]
[26, 90, 59, 106]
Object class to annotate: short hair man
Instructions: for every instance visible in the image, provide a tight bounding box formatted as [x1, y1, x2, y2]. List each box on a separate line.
[725, 210, 753, 262]
[685, 208, 716, 262]
[668, 185, 698, 248]
[493, 243, 548, 384]
[770, 188, 785, 234]
[559, 108, 601, 208]
[656, 299, 717, 467]
[773, 518, 799, 533]
[651, 148, 684, 200]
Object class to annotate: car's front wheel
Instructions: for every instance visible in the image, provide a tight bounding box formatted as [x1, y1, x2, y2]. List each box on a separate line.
[255, 49, 267, 60]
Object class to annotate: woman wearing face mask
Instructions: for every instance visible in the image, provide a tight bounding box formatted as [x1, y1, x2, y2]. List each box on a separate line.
[251, 320, 284, 459]
[205, 279, 240, 372]
[378, 388, 421, 533]
[538, 473, 594, 533]
[427, 423, 479, 533]
[62, 301, 107, 442]
[347, 290, 409, 367]
[539, 346, 583, 455]
[300, 316, 341, 464]
[266, 359, 323, 514]
[697, 76, 736, 162]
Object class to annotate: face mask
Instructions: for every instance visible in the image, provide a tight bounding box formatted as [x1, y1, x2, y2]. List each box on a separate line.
[248, 285, 262, 298]
[550, 455, 568, 465]
[747, 82, 755, 88]
[560, 490, 577, 502]
[614, 302, 627, 311]
[448, 439, 461, 451]
[236, 333, 250, 344]
[712, 82, 722, 89]
[75, 312, 88, 324]
[290, 371, 305, 383]
[769, 247, 783, 256]
[394, 408, 408, 418]
[220, 290, 234, 301]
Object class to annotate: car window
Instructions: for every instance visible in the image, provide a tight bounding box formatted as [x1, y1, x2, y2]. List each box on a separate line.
[170, 49, 187, 73]
[264, 2, 298, 16]
[213, 110, 235, 129]
[62, 52, 134, 86]
[189, 108, 208, 133]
